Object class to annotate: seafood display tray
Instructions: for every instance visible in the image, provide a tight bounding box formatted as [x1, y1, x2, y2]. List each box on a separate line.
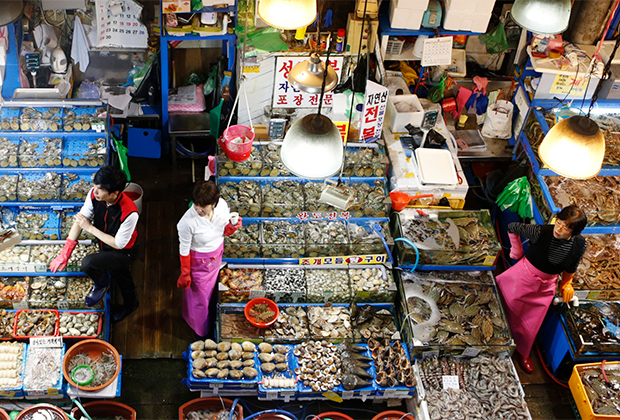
[22, 343, 65, 399]
[182, 349, 262, 391]
[217, 141, 388, 179]
[0, 204, 83, 241]
[396, 271, 515, 359]
[392, 209, 501, 269]
[218, 303, 400, 344]
[256, 343, 298, 400]
[573, 234, 620, 293]
[218, 264, 396, 304]
[0, 168, 98, 204]
[13, 309, 60, 339]
[218, 177, 391, 219]
[535, 173, 620, 233]
[0, 132, 107, 169]
[0, 343, 26, 399]
[568, 361, 620, 420]
[560, 301, 620, 358]
[0, 243, 98, 273]
[0, 105, 106, 133]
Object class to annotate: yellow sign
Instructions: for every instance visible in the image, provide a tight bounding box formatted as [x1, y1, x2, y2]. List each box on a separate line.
[243, 65, 260, 73]
[333, 121, 350, 142]
[550, 74, 587, 96]
[322, 391, 344, 403]
[298, 254, 388, 265]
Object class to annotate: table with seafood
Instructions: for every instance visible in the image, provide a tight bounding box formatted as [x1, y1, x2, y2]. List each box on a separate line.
[561, 300, 620, 357]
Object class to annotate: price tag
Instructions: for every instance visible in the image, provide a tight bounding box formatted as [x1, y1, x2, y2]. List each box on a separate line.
[356, 291, 372, 300]
[587, 291, 602, 300]
[442, 375, 460, 390]
[341, 391, 354, 399]
[30, 336, 63, 348]
[243, 65, 260, 73]
[266, 390, 278, 400]
[461, 348, 481, 357]
[13, 301, 29, 310]
[322, 391, 343, 403]
[57, 301, 69, 310]
[422, 350, 439, 359]
[574, 290, 590, 300]
[483, 255, 496, 266]
[291, 292, 303, 303]
[92, 122, 105, 132]
[47, 388, 59, 395]
[211, 383, 222, 389]
[497, 351, 510, 359]
[273, 292, 284, 302]
[249, 289, 265, 299]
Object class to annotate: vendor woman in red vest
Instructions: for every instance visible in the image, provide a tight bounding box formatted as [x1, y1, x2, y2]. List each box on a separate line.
[176, 180, 242, 338]
[498, 204, 587, 373]
[50, 166, 139, 323]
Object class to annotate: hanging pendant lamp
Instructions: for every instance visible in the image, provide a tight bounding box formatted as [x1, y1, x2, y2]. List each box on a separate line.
[0, 0, 24, 26]
[258, 0, 317, 30]
[511, 0, 571, 34]
[288, 53, 338, 94]
[538, 116, 605, 179]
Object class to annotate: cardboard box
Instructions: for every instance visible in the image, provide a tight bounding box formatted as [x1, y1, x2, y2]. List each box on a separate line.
[385, 94, 424, 133]
[391, 0, 429, 10]
[389, 1, 425, 30]
[443, 9, 493, 32]
[444, 0, 496, 14]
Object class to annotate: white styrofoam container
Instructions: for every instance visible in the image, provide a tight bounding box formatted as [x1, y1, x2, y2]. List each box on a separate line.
[444, 0, 496, 14]
[440, 49, 466, 78]
[443, 9, 493, 33]
[385, 94, 425, 133]
[392, 0, 430, 11]
[390, 1, 425, 30]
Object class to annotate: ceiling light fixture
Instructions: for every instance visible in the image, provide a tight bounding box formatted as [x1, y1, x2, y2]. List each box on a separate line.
[258, 0, 317, 30]
[288, 52, 338, 94]
[511, 0, 571, 34]
[0, 0, 24, 27]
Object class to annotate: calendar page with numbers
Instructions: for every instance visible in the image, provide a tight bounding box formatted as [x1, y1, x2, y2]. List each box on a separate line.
[95, 0, 148, 49]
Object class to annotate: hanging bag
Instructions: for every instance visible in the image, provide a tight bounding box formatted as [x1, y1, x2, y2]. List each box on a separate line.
[481, 99, 514, 139]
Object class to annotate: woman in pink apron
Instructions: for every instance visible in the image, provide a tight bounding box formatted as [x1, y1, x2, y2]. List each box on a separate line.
[497, 205, 587, 373]
[176, 181, 242, 338]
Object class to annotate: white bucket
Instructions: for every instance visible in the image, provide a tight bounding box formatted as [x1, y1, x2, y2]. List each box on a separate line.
[124, 182, 143, 214]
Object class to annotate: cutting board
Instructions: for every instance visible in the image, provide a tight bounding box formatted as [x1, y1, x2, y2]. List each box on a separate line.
[414, 148, 458, 185]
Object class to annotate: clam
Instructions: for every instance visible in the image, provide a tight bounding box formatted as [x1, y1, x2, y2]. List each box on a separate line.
[241, 341, 256, 352]
[258, 342, 273, 353]
[261, 363, 276, 374]
[204, 339, 217, 350]
[216, 360, 230, 370]
[275, 363, 288, 372]
[229, 360, 243, 370]
[205, 358, 218, 368]
[242, 351, 255, 360]
[229, 370, 243, 380]
[192, 358, 207, 370]
[190, 340, 205, 351]
[216, 352, 229, 361]
[193, 369, 206, 379]
[243, 359, 256, 367]
[228, 349, 242, 360]
[258, 353, 274, 363]
[206, 368, 220, 378]
[243, 367, 258, 379]
[230, 342, 243, 352]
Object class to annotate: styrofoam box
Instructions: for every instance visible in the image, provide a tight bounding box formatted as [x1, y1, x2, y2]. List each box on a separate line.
[390, 1, 425, 30]
[444, 0, 496, 14]
[443, 9, 493, 33]
[385, 94, 425, 133]
[392, 0, 430, 10]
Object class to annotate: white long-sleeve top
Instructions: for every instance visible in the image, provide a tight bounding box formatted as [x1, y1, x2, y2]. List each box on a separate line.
[177, 198, 231, 256]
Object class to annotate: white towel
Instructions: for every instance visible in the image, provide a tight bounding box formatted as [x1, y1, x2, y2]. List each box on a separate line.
[71, 16, 90, 73]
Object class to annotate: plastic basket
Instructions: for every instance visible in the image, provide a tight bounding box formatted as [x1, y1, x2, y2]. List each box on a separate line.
[386, 38, 405, 56]
[222, 125, 255, 162]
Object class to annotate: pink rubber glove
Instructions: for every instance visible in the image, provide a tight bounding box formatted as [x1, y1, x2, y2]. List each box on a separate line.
[224, 217, 243, 237]
[508, 233, 523, 260]
[49, 239, 78, 272]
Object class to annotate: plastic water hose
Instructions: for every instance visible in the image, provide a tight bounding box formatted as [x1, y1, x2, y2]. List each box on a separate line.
[229, 398, 241, 420]
[72, 399, 93, 420]
[394, 238, 419, 272]
[372, 223, 394, 262]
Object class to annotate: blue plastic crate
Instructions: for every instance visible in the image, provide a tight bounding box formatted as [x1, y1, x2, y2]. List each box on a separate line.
[62, 135, 107, 167]
[257, 344, 298, 399]
[184, 346, 261, 391]
[372, 341, 416, 399]
[61, 171, 96, 201]
[19, 107, 63, 132]
[17, 171, 62, 201]
[15, 206, 61, 240]
[0, 342, 27, 399]
[262, 219, 305, 259]
[0, 173, 18, 201]
[218, 179, 262, 217]
[0, 108, 21, 132]
[217, 144, 262, 176]
[257, 143, 292, 177]
[0, 136, 20, 167]
[18, 136, 63, 167]
[63, 106, 106, 132]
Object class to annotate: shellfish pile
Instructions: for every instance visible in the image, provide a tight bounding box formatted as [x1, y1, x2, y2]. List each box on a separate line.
[29, 277, 66, 308]
[261, 181, 303, 217]
[308, 305, 351, 339]
[186, 410, 241, 420]
[61, 173, 91, 201]
[19, 137, 62, 167]
[0, 310, 15, 337]
[258, 342, 291, 378]
[190, 339, 259, 381]
[343, 147, 386, 177]
[0, 342, 23, 389]
[369, 339, 415, 388]
[0, 174, 17, 201]
[16, 211, 57, 240]
[63, 107, 106, 132]
[0, 246, 29, 265]
[420, 355, 530, 420]
[348, 222, 391, 255]
[66, 277, 96, 307]
[15, 310, 57, 337]
[224, 222, 261, 259]
[218, 146, 262, 177]
[20, 107, 62, 132]
[17, 172, 61, 201]
[262, 220, 305, 259]
[348, 180, 388, 218]
[219, 312, 261, 340]
[219, 268, 263, 303]
[0, 278, 29, 307]
[564, 302, 620, 353]
[219, 180, 261, 217]
[575, 234, 620, 290]
[293, 340, 341, 392]
[349, 267, 391, 301]
[265, 306, 308, 340]
[62, 137, 106, 167]
[337, 342, 374, 391]
[23, 346, 62, 390]
[260, 143, 291, 176]
[0, 111, 20, 131]
[59, 312, 100, 337]
[306, 220, 349, 257]
[263, 268, 305, 303]
[351, 304, 398, 341]
[0, 137, 18, 167]
[306, 269, 350, 303]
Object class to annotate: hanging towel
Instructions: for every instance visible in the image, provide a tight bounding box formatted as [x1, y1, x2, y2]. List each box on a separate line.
[71, 16, 90, 73]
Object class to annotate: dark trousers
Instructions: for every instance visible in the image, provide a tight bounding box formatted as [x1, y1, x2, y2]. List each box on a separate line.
[81, 248, 137, 302]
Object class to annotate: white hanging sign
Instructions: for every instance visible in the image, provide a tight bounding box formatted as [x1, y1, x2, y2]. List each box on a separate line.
[360, 80, 389, 142]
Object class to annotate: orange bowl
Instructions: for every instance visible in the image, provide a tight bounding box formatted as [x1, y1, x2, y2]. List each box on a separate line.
[244, 297, 279, 328]
[63, 339, 121, 391]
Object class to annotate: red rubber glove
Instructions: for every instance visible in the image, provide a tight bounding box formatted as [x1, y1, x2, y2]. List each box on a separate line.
[177, 254, 192, 289]
[224, 217, 243, 237]
[560, 271, 575, 303]
[49, 239, 78, 273]
[508, 233, 523, 260]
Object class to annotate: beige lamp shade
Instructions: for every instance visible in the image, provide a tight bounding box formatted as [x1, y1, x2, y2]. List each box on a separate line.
[281, 114, 343, 179]
[288, 53, 338, 94]
[258, 0, 317, 30]
[0, 0, 24, 26]
[511, 0, 571, 34]
[538, 116, 605, 179]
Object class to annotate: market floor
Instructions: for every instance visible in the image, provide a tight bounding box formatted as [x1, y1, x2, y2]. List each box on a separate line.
[109, 157, 579, 419]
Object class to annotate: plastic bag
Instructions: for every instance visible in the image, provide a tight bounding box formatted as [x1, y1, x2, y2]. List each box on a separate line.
[479, 22, 510, 55]
[481, 99, 514, 139]
[427, 77, 446, 103]
[235, 27, 288, 52]
[496, 176, 533, 219]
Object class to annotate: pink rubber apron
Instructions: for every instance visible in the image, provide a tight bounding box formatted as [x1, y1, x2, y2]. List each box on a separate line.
[496, 257, 558, 357]
[182, 243, 223, 337]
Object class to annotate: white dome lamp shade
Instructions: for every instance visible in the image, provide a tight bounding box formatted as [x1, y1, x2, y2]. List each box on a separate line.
[288, 53, 338, 94]
[511, 0, 571, 34]
[258, 0, 317, 30]
[538, 115, 605, 179]
[281, 113, 343, 179]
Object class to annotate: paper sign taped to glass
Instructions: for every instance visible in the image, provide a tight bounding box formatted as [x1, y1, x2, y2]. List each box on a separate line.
[95, 0, 148, 49]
